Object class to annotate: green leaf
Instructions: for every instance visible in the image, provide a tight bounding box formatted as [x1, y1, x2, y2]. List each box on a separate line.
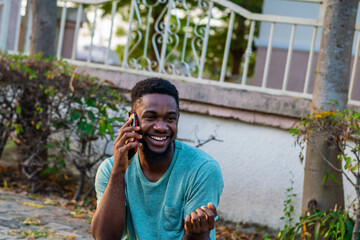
[40, 167, 55, 176]
[345, 219, 354, 240]
[70, 111, 81, 121]
[110, 117, 124, 122]
[99, 118, 106, 135]
[85, 97, 96, 107]
[16, 106, 21, 115]
[15, 125, 23, 134]
[87, 110, 96, 122]
[35, 121, 41, 130]
[328, 172, 340, 184]
[339, 220, 345, 239]
[352, 165, 358, 172]
[344, 161, 350, 170]
[107, 122, 113, 133]
[99, 106, 106, 115]
[84, 123, 93, 136]
[315, 222, 320, 240]
[36, 107, 43, 113]
[322, 172, 329, 183]
[6, 140, 15, 147]
[289, 128, 297, 135]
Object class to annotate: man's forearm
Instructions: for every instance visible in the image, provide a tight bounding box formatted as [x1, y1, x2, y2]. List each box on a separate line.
[182, 231, 211, 240]
[91, 169, 126, 239]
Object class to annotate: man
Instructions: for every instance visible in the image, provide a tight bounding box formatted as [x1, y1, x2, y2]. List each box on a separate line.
[91, 78, 223, 240]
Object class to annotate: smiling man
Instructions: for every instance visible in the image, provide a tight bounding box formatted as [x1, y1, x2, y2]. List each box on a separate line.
[91, 78, 223, 240]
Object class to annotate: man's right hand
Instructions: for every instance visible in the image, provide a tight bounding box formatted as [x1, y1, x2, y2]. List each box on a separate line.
[113, 117, 142, 173]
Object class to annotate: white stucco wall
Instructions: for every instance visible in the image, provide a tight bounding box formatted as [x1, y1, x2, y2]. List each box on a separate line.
[177, 111, 356, 230]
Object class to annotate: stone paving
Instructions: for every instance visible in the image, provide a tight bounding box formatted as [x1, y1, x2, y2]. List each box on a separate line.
[0, 190, 92, 239]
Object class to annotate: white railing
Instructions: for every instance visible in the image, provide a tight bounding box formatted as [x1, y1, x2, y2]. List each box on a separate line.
[1, 0, 360, 105]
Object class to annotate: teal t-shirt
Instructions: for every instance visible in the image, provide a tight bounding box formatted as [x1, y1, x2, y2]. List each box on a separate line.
[95, 140, 223, 240]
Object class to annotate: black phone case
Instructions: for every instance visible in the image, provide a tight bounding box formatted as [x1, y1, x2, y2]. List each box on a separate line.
[128, 113, 138, 159]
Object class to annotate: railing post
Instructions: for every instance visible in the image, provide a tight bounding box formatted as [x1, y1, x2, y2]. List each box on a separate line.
[349, 31, 360, 101]
[143, 6, 153, 59]
[71, 4, 83, 59]
[24, 0, 32, 54]
[282, 24, 296, 91]
[13, 0, 22, 53]
[105, 0, 117, 66]
[303, 26, 318, 94]
[262, 22, 275, 88]
[159, 0, 174, 73]
[241, 20, 256, 85]
[198, 1, 213, 79]
[220, 10, 235, 83]
[123, 0, 136, 68]
[57, 0, 68, 59]
[87, 5, 98, 63]
[181, 12, 191, 63]
[0, 0, 11, 51]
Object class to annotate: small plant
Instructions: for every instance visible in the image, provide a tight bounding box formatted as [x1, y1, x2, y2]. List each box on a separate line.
[278, 172, 297, 239]
[277, 208, 354, 240]
[288, 102, 360, 239]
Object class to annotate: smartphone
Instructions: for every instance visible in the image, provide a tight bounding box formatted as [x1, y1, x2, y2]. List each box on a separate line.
[127, 113, 138, 159]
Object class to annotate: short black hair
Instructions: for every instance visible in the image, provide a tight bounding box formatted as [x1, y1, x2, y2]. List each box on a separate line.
[131, 78, 179, 110]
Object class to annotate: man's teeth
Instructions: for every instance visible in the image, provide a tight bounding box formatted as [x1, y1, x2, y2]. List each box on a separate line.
[150, 136, 167, 141]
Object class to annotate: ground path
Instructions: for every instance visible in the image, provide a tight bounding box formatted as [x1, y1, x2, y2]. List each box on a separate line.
[0, 189, 274, 240]
[0, 189, 92, 239]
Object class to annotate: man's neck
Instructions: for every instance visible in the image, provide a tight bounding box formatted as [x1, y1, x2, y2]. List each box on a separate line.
[138, 142, 175, 182]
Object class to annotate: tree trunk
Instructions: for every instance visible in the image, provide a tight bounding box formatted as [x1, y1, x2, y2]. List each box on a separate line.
[230, 18, 246, 82]
[17, 0, 57, 192]
[230, 48, 245, 80]
[302, 0, 358, 214]
[30, 0, 57, 57]
[73, 170, 86, 201]
[0, 123, 9, 158]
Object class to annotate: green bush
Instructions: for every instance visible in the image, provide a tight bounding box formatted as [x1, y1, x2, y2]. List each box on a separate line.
[0, 52, 126, 198]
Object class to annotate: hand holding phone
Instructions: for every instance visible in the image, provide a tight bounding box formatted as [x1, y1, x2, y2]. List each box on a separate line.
[126, 113, 139, 159]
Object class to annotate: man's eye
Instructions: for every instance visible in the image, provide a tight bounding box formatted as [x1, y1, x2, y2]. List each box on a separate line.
[168, 117, 176, 121]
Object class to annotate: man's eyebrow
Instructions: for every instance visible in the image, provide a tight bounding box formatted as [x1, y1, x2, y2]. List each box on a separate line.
[142, 110, 178, 115]
[143, 110, 156, 114]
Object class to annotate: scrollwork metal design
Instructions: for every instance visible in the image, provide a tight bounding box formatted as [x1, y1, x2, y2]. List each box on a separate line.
[126, 0, 211, 77]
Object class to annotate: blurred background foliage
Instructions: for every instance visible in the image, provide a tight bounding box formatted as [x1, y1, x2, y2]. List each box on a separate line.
[0, 52, 126, 201]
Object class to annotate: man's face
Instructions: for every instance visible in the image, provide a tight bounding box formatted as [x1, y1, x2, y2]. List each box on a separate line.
[135, 93, 179, 156]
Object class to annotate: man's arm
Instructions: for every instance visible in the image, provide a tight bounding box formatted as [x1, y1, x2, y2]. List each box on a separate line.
[91, 118, 142, 240]
[182, 203, 217, 240]
[181, 159, 223, 240]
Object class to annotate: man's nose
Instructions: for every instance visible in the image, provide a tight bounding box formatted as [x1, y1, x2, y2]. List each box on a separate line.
[153, 120, 168, 131]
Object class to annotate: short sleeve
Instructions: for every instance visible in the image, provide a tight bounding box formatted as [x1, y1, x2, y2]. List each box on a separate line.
[184, 160, 223, 216]
[94, 156, 114, 207]
[183, 160, 223, 240]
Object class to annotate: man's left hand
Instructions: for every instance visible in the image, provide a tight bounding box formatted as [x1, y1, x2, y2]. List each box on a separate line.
[183, 202, 217, 239]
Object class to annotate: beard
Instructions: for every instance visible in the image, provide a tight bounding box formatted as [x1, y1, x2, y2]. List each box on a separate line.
[141, 139, 175, 165]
